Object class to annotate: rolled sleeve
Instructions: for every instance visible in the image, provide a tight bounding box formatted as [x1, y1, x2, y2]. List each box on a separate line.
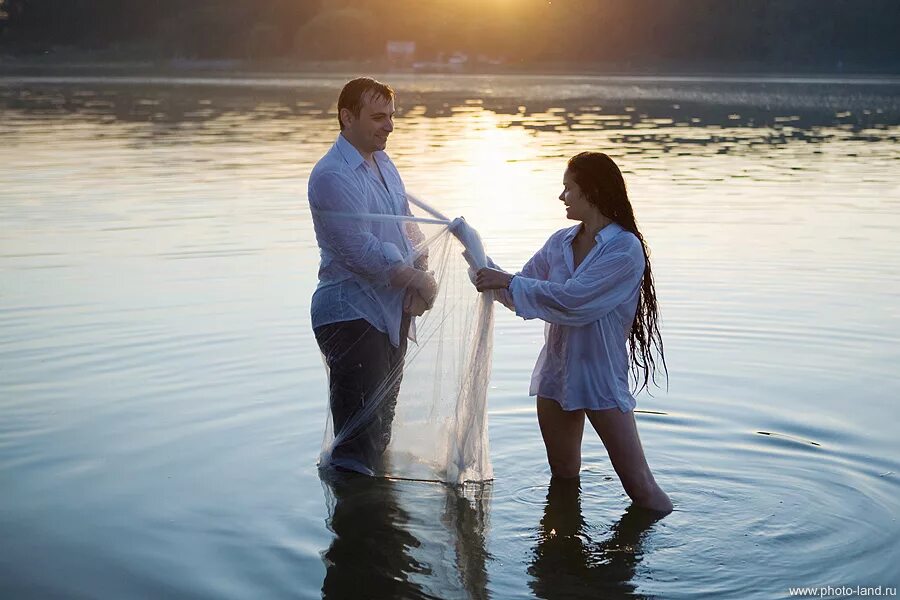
[489, 236, 552, 311]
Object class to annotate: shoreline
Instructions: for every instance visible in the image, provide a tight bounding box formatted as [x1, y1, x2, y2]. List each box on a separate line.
[1, 56, 899, 85]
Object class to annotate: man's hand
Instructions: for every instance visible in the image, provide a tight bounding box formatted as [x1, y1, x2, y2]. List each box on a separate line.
[475, 267, 513, 292]
[413, 270, 438, 308]
[404, 288, 429, 317]
[390, 265, 438, 308]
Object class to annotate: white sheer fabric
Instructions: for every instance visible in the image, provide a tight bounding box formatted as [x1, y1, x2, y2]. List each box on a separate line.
[314, 197, 494, 484]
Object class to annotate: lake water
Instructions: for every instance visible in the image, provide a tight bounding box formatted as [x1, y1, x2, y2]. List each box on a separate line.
[1, 73, 899, 599]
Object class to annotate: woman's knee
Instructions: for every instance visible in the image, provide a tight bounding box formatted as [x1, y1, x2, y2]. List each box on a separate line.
[537, 398, 584, 478]
[543, 434, 582, 478]
[549, 461, 581, 478]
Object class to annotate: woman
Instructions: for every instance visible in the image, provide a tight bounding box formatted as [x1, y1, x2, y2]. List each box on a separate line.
[475, 152, 672, 513]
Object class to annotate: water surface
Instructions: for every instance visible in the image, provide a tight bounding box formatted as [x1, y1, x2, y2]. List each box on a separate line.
[1, 74, 899, 599]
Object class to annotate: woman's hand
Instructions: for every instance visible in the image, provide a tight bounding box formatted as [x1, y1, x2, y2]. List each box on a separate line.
[475, 268, 513, 292]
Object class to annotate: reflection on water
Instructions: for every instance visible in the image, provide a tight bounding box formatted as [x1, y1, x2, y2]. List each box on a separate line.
[320, 471, 436, 600]
[1, 74, 899, 598]
[529, 478, 663, 600]
[320, 471, 490, 600]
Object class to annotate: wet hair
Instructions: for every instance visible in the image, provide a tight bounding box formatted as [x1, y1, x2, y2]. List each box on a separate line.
[337, 77, 395, 131]
[566, 151, 667, 393]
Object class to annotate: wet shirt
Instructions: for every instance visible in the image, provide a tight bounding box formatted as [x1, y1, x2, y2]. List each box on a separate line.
[307, 134, 414, 347]
[496, 222, 644, 412]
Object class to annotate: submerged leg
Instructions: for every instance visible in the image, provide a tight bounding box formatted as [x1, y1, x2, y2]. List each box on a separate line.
[315, 319, 395, 474]
[372, 314, 410, 462]
[536, 396, 585, 479]
[585, 408, 672, 513]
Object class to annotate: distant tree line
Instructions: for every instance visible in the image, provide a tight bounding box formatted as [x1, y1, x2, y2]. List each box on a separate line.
[1, 0, 899, 71]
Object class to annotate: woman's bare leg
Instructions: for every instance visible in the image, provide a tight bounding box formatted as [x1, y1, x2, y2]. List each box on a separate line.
[537, 397, 585, 478]
[585, 408, 673, 513]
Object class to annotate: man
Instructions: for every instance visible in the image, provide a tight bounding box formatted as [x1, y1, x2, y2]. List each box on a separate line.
[308, 77, 437, 475]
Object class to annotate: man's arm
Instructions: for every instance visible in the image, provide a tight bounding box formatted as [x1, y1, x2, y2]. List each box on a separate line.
[309, 170, 404, 285]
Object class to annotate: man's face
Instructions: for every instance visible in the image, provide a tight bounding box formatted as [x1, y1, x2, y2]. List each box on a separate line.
[342, 92, 395, 156]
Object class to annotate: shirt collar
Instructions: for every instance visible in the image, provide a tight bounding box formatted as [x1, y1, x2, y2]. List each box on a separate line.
[563, 221, 625, 244]
[336, 133, 390, 175]
[335, 133, 365, 170]
[597, 221, 624, 244]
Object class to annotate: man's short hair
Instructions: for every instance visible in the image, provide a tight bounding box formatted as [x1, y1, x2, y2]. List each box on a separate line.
[337, 77, 395, 130]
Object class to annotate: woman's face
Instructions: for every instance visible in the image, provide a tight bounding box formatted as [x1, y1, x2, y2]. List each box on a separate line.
[559, 168, 593, 222]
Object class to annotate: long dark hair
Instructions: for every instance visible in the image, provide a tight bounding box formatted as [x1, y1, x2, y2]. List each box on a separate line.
[567, 151, 667, 393]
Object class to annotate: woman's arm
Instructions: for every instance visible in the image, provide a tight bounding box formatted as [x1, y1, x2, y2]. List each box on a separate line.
[477, 234, 644, 326]
[478, 237, 553, 311]
[509, 243, 644, 326]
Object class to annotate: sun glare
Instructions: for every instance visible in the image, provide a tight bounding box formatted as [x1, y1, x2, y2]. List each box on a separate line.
[444, 111, 543, 234]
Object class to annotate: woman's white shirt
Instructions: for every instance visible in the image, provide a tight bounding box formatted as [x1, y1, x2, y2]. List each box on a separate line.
[495, 222, 644, 412]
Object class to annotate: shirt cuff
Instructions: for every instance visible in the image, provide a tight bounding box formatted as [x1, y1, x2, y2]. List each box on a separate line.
[382, 241, 403, 264]
[509, 275, 538, 320]
[379, 242, 406, 284]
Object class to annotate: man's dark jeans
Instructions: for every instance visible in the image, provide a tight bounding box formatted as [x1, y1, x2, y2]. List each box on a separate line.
[314, 315, 410, 474]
